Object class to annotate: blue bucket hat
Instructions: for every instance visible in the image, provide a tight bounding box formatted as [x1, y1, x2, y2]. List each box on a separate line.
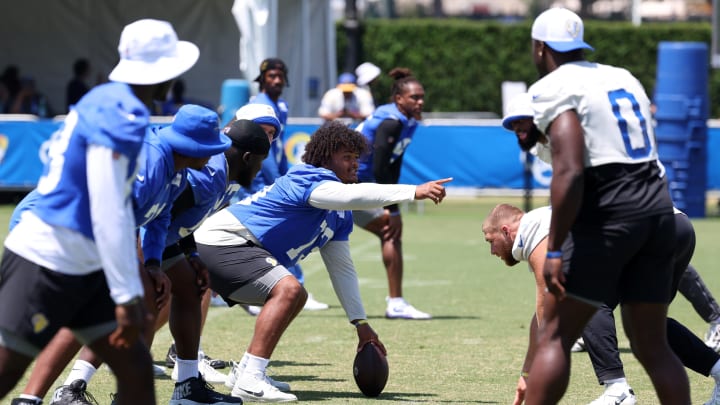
[160, 104, 232, 157]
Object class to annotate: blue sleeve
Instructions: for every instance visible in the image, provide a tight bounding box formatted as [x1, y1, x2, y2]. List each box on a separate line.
[79, 84, 149, 159]
[140, 206, 171, 263]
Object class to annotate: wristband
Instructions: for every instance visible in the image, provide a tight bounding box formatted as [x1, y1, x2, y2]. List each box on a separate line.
[546, 251, 563, 259]
[353, 319, 369, 327]
[389, 211, 401, 217]
[187, 251, 200, 258]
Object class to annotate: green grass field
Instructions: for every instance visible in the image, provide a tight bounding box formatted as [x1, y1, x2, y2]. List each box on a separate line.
[1, 197, 720, 404]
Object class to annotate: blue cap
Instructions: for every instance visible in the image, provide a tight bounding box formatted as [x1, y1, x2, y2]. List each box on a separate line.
[160, 104, 231, 157]
[338, 72, 356, 84]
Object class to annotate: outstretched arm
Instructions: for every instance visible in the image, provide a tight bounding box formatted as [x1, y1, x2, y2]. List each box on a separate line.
[308, 178, 452, 210]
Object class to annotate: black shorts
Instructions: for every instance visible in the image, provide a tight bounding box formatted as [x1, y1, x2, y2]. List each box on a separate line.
[0, 249, 116, 355]
[562, 213, 676, 306]
[197, 243, 293, 306]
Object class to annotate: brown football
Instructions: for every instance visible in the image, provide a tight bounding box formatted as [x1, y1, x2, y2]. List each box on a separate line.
[353, 342, 389, 397]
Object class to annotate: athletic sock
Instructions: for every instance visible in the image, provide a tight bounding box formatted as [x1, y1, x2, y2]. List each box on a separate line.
[243, 352, 269, 379]
[176, 358, 199, 383]
[63, 359, 97, 385]
[18, 394, 42, 404]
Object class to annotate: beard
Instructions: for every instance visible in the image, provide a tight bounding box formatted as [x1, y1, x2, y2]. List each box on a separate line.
[517, 125, 543, 152]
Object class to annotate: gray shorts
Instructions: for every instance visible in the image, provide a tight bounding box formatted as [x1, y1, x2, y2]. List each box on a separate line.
[196, 243, 293, 306]
[352, 207, 385, 227]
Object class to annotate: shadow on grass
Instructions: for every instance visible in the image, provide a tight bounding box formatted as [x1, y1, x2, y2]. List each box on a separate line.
[270, 360, 333, 368]
[294, 389, 498, 403]
[366, 315, 483, 321]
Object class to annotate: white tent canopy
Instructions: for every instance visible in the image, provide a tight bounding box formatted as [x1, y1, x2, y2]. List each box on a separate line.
[0, 0, 335, 117]
[232, 0, 336, 116]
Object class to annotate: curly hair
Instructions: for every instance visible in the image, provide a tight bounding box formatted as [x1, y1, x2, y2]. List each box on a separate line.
[302, 120, 368, 167]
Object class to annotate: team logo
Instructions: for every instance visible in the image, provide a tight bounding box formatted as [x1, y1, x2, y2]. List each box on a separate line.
[564, 20, 581, 39]
[265, 257, 278, 267]
[0, 134, 7, 164]
[284, 131, 311, 166]
[31, 313, 49, 334]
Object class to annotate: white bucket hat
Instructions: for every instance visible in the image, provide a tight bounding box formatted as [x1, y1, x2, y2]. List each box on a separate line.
[109, 19, 199, 85]
[502, 93, 534, 130]
[355, 62, 381, 86]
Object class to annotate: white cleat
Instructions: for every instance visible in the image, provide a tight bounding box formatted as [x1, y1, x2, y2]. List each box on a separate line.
[571, 337, 586, 353]
[226, 361, 290, 392]
[587, 382, 636, 405]
[172, 357, 228, 385]
[153, 364, 166, 376]
[303, 293, 329, 311]
[231, 372, 297, 402]
[385, 298, 431, 320]
[706, 322, 720, 352]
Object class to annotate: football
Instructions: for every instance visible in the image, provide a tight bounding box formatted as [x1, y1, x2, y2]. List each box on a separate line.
[353, 341, 389, 397]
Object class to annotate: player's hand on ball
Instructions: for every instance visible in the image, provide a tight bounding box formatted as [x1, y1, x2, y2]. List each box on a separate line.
[353, 338, 389, 397]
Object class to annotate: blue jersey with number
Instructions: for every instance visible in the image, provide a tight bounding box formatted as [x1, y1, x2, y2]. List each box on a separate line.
[356, 103, 418, 182]
[134, 128, 188, 260]
[31, 82, 147, 240]
[165, 153, 238, 246]
[227, 164, 353, 267]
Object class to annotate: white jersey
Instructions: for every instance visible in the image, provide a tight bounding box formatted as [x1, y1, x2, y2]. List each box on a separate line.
[529, 61, 657, 168]
[512, 206, 551, 264]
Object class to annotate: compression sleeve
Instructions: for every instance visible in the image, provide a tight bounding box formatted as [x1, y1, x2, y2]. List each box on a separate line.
[308, 181, 416, 210]
[319, 240, 366, 321]
[372, 119, 404, 184]
[86, 144, 143, 304]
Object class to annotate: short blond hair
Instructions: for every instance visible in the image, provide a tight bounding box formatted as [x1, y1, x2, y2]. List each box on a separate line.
[482, 203, 524, 234]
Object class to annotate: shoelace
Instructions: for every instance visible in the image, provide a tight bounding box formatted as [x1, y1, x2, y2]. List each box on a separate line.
[72, 387, 98, 405]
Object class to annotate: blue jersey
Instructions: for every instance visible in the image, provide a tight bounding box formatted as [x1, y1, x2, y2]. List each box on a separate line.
[228, 164, 353, 268]
[14, 132, 190, 263]
[134, 128, 188, 261]
[8, 189, 38, 231]
[244, 93, 289, 193]
[31, 82, 147, 240]
[356, 103, 418, 182]
[165, 153, 238, 246]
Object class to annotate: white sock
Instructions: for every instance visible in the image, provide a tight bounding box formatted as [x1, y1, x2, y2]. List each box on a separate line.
[18, 394, 42, 404]
[710, 359, 720, 380]
[63, 359, 97, 385]
[603, 377, 627, 387]
[243, 352, 269, 379]
[387, 297, 406, 306]
[176, 358, 199, 383]
[239, 353, 249, 370]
